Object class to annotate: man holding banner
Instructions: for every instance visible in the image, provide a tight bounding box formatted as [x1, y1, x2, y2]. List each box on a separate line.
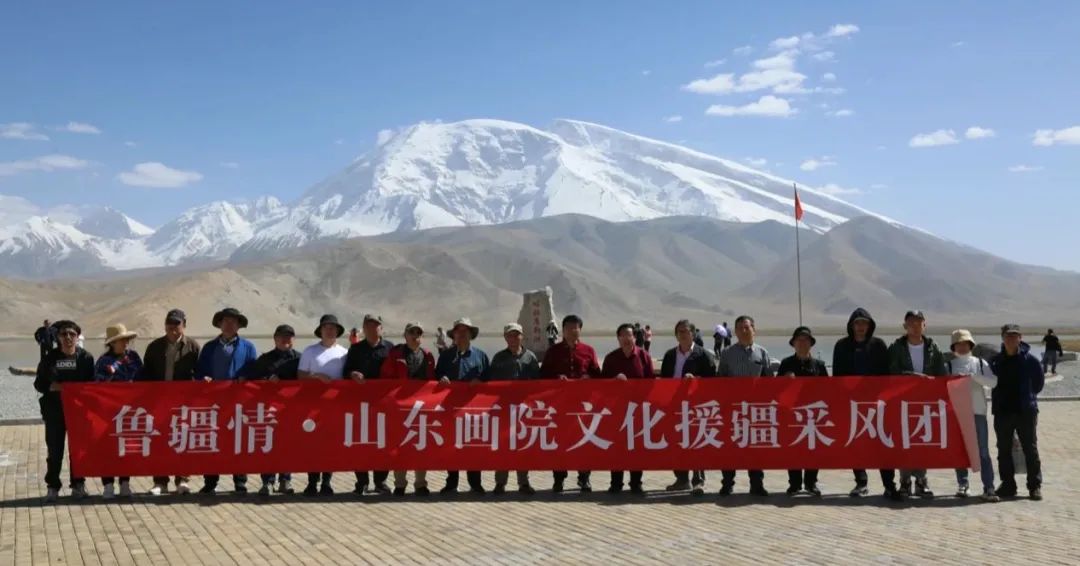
[601, 323, 656, 494]
[541, 314, 601, 493]
[717, 315, 774, 497]
[661, 319, 717, 496]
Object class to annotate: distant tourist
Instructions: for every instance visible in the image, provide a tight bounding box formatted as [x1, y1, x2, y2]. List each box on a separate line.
[196, 307, 258, 496]
[490, 322, 540, 495]
[661, 319, 717, 496]
[692, 325, 705, 348]
[34, 319, 93, 502]
[712, 323, 728, 358]
[382, 321, 437, 496]
[948, 329, 999, 502]
[1041, 329, 1063, 375]
[831, 308, 898, 500]
[887, 310, 946, 500]
[546, 320, 560, 347]
[990, 324, 1044, 501]
[721, 322, 731, 348]
[779, 326, 828, 497]
[348, 327, 361, 345]
[602, 322, 655, 495]
[94, 324, 143, 500]
[244, 324, 301, 497]
[435, 318, 492, 494]
[344, 314, 393, 495]
[633, 322, 645, 348]
[34, 319, 55, 362]
[435, 326, 448, 353]
[643, 324, 653, 353]
[300, 315, 349, 497]
[717, 315, 773, 497]
[541, 314, 601, 493]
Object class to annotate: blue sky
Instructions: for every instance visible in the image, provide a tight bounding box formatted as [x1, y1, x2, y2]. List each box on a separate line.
[2, 1, 1078, 270]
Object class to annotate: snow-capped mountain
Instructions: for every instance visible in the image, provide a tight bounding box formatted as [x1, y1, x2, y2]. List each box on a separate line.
[232, 119, 887, 260]
[1, 118, 895, 278]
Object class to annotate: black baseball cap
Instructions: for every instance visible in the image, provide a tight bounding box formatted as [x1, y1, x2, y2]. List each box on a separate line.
[904, 310, 926, 321]
[274, 324, 296, 337]
[1001, 323, 1022, 336]
[165, 309, 186, 324]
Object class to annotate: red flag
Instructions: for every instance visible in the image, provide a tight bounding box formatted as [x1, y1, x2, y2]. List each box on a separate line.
[793, 184, 804, 221]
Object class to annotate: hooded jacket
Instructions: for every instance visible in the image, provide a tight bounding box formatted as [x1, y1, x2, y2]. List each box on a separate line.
[990, 342, 1044, 414]
[831, 308, 890, 376]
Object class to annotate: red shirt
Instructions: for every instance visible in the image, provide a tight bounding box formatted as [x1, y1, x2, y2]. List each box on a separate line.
[540, 340, 601, 379]
[601, 346, 655, 378]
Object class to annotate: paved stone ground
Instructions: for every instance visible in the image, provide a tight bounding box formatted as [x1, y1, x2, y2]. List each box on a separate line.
[1, 405, 1078, 565]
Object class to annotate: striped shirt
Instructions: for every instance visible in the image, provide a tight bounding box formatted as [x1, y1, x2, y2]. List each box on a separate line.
[717, 343, 774, 377]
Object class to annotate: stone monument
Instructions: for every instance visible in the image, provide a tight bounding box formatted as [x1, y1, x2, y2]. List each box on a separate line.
[517, 286, 558, 359]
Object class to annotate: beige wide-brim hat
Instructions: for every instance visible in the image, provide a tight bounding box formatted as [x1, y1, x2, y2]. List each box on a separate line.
[950, 329, 976, 351]
[105, 323, 138, 346]
[451, 318, 480, 340]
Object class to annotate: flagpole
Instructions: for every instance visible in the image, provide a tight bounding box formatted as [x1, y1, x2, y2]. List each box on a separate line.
[794, 183, 803, 326]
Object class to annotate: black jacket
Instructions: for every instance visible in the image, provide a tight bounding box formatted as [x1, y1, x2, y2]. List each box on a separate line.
[778, 355, 829, 377]
[35, 347, 95, 408]
[141, 335, 201, 381]
[343, 338, 394, 378]
[831, 308, 890, 376]
[243, 348, 301, 380]
[1042, 334, 1063, 355]
[660, 344, 717, 377]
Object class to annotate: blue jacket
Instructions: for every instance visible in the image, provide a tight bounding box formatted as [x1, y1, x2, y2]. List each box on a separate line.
[196, 335, 258, 380]
[990, 342, 1044, 414]
[435, 346, 491, 381]
[94, 349, 144, 382]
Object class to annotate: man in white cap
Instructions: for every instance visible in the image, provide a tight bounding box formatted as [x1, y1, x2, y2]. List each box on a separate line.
[948, 329, 999, 502]
[490, 322, 540, 495]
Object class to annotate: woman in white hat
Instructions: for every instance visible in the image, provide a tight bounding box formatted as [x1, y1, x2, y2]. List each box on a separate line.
[93, 323, 144, 500]
[948, 329, 999, 502]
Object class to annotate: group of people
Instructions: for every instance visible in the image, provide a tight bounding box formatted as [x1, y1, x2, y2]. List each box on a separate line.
[33, 306, 1045, 504]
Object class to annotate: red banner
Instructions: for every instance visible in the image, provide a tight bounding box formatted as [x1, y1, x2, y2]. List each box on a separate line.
[61, 377, 976, 477]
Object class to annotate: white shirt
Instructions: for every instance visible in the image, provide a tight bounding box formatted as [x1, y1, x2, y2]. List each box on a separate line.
[299, 342, 348, 379]
[674, 346, 692, 377]
[908, 342, 925, 373]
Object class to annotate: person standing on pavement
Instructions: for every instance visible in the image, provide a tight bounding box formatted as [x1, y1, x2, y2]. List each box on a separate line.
[546, 320, 560, 347]
[712, 324, 727, 358]
[490, 322, 540, 495]
[141, 308, 200, 496]
[1041, 329, 1063, 376]
[541, 314, 602, 494]
[381, 322, 437, 496]
[243, 324, 301, 497]
[196, 307, 258, 496]
[435, 318, 492, 494]
[779, 326, 828, 497]
[34, 319, 94, 502]
[887, 309, 946, 500]
[34, 319, 55, 362]
[435, 326, 448, 353]
[343, 314, 394, 495]
[831, 308, 898, 500]
[717, 315, 774, 497]
[643, 325, 653, 353]
[299, 315, 350, 496]
[948, 329, 1000, 502]
[601, 323, 655, 495]
[661, 319, 717, 496]
[991, 324, 1044, 501]
[94, 324, 143, 500]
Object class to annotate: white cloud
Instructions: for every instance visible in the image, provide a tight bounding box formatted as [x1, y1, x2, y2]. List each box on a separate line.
[870, 183, 888, 190]
[641, 69, 652, 76]
[375, 129, 396, 146]
[769, 35, 801, 50]
[663, 115, 683, 123]
[704, 58, 726, 68]
[61, 121, 102, 135]
[1007, 164, 1044, 173]
[812, 51, 836, 62]
[682, 73, 736, 94]
[828, 108, 855, 117]
[909, 129, 959, 148]
[1032, 126, 1080, 146]
[800, 156, 837, 171]
[825, 24, 860, 38]
[732, 45, 753, 56]
[0, 122, 49, 141]
[0, 154, 90, 176]
[124, 141, 137, 147]
[753, 51, 798, 70]
[219, 161, 240, 169]
[817, 183, 862, 196]
[952, 41, 966, 48]
[743, 157, 768, 167]
[822, 72, 836, 82]
[117, 162, 203, 188]
[965, 126, 996, 140]
[334, 138, 345, 145]
[706, 95, 796, 118]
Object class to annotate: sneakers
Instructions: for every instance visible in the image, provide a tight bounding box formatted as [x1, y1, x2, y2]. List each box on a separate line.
[629, 484, 645, 495]
[914, 481, 934, 499]
[717, 485, 733, 497]
[786, 486, 801, 497]
[518, 484, 536, 496]
[749, 485, 769, 497]
[806, 486, 822, 498]
[393, 487, 406, 497]
[119, 482, 132, 498]
[995, 483, 1018, 498]
[1029, 488, 1043, 501]
[980, 489, 1001, 503]
[234, 485, 248, 496]
[898, 482, 912, 498]
[607, 484, 623, 494]
[45, 488, 60, 502]
[71, 484, 89, 499]
[303, 484, 319, 497]
[469, 485, 487, 495]
[176, 481, 191, 495]
[691, 485, 705, 497]
[198, 484, 217, 496]
[577, 480, 592, 494]
[956, 483, 970, 498]
[103, 484, 116, 500]
[277, 480, 294, 495]
[372, 482, 391, 494]
[884, 487, 906, 502]
[319, 483, 334, 496]
[849, 485, 869, 498]
[666, 481, 691, 492]
[353, 484, 368, 496]
[552, 479, 564, 493]
[149, 484, 166, 497]
[415, 486, 431, 496]
[258, 484, 271, 497]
